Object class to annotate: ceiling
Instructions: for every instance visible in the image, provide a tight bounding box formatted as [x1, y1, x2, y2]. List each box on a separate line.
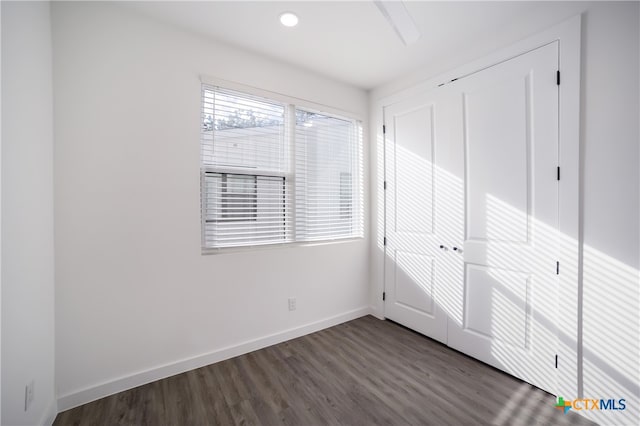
[121, 1, 589, 90]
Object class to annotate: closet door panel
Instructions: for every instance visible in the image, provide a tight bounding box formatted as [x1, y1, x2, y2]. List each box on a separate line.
[447, 41, 560, 395]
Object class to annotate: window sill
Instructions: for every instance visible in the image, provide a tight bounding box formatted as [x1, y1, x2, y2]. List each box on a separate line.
[200, 236, 365, 256]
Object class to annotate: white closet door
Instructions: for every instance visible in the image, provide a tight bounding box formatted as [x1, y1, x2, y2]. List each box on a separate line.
[383, 89, 460, 344]
[446, 42, 560, 394]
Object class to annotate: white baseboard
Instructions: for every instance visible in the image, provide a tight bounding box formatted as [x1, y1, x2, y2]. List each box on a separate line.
[369, 305, 385, 320]
[40, 398, 58, 426]
[57, 307, 371, 412]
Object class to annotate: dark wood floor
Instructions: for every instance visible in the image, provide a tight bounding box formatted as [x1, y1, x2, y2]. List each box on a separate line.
[54, 315, 596, 425]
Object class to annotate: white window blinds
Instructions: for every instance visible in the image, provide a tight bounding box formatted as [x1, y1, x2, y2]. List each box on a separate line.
[201, 86, 292, 248]
[295, 109, 363, 241]
[201, 84, 362, 250]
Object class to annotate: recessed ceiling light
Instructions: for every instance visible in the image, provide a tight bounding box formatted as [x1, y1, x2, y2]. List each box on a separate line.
[279, 12, 299, 28]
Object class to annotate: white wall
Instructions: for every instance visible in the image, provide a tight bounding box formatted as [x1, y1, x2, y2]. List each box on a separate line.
[51, 1, 370, 410]
[579, 3, 639, 423]
[1, 1, 57, 425]
[369, 2, 639, 424]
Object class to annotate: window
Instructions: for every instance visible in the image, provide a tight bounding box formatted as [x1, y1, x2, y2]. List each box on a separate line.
[201, 84, 362, 249]
[294, 109, 360, 241]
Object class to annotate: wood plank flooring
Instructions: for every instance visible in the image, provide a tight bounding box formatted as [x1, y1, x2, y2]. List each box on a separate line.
[54, 315, 596, 425]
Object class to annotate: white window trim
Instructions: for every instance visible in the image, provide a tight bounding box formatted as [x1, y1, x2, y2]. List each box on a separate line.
[200, 76, 364, 254]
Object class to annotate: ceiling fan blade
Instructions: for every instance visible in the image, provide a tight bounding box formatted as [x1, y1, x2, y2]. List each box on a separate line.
[374, 0, 421, 46]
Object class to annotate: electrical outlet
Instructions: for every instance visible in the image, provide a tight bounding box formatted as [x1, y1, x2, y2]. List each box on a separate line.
[24, 381, 34, 411]
[288, 297, 296, 311]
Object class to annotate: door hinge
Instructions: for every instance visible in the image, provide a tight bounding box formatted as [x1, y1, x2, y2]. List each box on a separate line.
[557, 167, 561, 181]
[383, 181, 387, 190]
[555, 354, 558, 368]
[556, 261, 560, 275]
[557, 70, 560, 85]
[383, 237, 387, 246]
[383, 124, 386, 134]
[382, 292, 386, 301]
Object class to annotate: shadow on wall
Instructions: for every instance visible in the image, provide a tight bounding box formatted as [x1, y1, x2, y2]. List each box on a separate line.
[378, 140, 639, 424]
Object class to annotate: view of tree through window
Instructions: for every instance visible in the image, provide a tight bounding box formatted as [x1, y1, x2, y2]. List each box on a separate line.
[203, 109, 321, 131]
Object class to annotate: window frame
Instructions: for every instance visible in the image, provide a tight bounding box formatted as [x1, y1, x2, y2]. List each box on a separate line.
[200, 76, 364, 254]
